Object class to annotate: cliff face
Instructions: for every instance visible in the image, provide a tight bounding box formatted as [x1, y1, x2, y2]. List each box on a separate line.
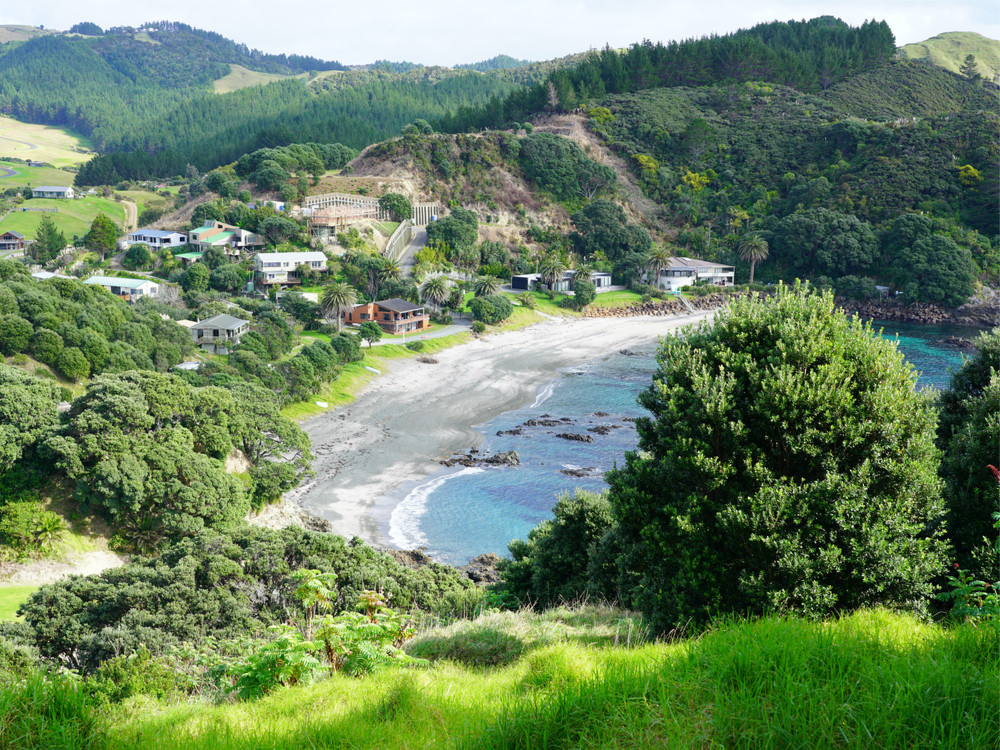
[838, 294, 999, 329]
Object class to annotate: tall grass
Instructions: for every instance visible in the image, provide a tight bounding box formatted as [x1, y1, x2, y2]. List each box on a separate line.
[0, 673, 101, 750]
[98, 608, 997, 750]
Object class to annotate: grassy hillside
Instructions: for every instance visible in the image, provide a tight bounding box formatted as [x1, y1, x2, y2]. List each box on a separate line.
[213, 64, 298, 94]
[0, 162, 76, 189]
[0, 115, 93, 167]
[0, 24, 53, 44]
[900, 31, 1000, 84]
[0, 196, 125, 238]
[16, 606, 991, 749]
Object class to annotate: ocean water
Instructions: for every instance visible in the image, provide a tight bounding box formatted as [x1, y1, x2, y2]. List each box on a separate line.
[382, 320, 983, 565]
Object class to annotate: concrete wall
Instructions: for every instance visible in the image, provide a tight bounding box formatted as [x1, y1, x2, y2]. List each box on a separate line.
[385, 220, 414, 261]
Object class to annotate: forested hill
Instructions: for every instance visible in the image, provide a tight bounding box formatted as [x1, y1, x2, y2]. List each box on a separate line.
[437, 17, 898, 132]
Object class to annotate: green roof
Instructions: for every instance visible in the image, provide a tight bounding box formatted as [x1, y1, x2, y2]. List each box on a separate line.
[174, 252, 203, 260]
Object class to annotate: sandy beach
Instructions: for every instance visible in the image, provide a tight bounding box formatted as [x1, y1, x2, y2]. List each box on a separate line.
[284, 310, 714, 547]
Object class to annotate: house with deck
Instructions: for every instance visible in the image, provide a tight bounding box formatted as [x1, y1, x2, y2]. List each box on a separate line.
[0, 231, 25, 253]
[190, 314, 250, 354]
[83, 275, 159, 301]
[253, 251, 329, 288]
[656, 257, 735, 292]
[32, 186, 74, 199]
[343, 298, 430, 334]
[188, 221, 262, 260]
[127, 228, 187, 250]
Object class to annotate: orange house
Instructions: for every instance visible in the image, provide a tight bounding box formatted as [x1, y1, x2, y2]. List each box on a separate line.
[344, 298, 431, 334]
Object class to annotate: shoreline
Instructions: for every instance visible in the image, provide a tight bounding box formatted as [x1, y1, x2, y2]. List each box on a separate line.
[253, 309, 714, 548]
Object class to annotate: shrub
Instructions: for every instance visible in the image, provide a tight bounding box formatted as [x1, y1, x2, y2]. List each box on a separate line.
[0, 502, 65, 554]
[604, 285, 948, 630]
[471, 321, 486, 335]
[406, 341, 426, 352]
[86, 647, 190, 706]
[468, 295, 513, 325]
[516, 292, 536, 309]
[57, 347, 91, 381]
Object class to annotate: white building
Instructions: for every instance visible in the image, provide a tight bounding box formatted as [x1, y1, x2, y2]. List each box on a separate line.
[83, 275, 160, 301]
[254, 251, 329, 287]
[127, 228, 187, 249]
[656, 257, 735, 292]
[32, 186, 75, 199]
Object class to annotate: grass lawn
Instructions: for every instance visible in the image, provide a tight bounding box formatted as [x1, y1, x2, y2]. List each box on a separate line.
[0, 114, 93, 166]
[0, 585, 38, 621]
[372, 221, 400, 236]
[503, 289, 576, 317]
[0, 162, 76, 189]
[589, 289, 644, 308]
[0, 196, 126, 239]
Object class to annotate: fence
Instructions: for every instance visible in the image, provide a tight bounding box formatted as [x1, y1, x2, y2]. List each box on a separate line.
[385, 220, 414, 261]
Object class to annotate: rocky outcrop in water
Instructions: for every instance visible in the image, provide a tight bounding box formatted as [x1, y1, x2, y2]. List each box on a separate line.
[440, 450, 520, 468]
[556, 433, 594, 443]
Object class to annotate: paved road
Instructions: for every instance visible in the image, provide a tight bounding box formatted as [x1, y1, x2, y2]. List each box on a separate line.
[0, 166, 16, 178]
[0, 134, 37, 151]
[395, 226, 426, 275]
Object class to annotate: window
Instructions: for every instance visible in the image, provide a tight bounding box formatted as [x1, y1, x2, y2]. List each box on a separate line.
[360, 313, 370, 320]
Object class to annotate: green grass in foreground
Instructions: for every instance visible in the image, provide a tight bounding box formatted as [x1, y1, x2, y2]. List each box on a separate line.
[90, 608, 998, 749]
[0, 585, 38, 621]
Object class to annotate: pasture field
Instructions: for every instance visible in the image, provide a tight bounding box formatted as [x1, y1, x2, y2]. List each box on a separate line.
[0, 162, 76, 189]
[0, 115, 93, 167]
[0, 197, 126, 239]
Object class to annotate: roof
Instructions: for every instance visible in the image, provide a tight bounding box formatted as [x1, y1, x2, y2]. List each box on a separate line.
[34, 185, 72, 192]
[84, 275, 155, 289]
[256, 251, 328, 264]
[129, 229, 184, 239]
[31, 271, 72, 280]
[377, 298, 424, 314]
[1, 230, 24, 239]
[665, 257, 735, 271]
[174, 252, 203, 260]
[196, 314, 249, 330]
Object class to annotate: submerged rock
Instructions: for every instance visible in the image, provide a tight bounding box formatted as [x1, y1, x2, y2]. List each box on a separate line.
[556, 433, 594, 443]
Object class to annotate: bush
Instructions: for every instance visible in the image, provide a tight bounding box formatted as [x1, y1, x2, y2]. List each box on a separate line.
[516, 292, 536, 309]
[468, 295, 513, 325]
[0, 502, 65, 554]
[471, 321, 486, 335]
[406, 341, 426, 352]
[604, 285, 948, 630]
[86, 647, 190, 706]
[57, 347, 91, 381]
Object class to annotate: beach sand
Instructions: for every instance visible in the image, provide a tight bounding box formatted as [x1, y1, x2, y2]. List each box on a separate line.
[280, 310, 714, 547]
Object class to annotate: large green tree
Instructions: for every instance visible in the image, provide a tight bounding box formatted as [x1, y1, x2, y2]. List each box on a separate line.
[31, 214, 68, 263]
[83, 213, 122, 261]
[605, 285, 947, 629]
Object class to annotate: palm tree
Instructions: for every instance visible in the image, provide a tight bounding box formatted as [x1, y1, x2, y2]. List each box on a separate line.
[647, 244, 670, 289]
[320, 282, 358, 331]
[32, 514, 66, 553]
[538, 256, 568, 291]
[473, 275, 501, 298]
[571, 259, 593, 287]
[420, 275, 450, 310]
[738, 233, 769, 284]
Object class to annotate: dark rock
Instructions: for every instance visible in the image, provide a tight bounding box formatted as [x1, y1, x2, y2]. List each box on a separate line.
[556, 433, 594, 443]
[588, 425, 613, 435]
[389, 548, 435, 569]
[619, 348, 640, 356]
[497, 427, 524, 436]
[301, 514, 333, 533]
[524, 418, 564, 427]
[940, 336, 977, 352]
[560, 467, 598, 477]
[459, 553, 503, 585]
[440, 450, 521, 468]
[418, 356, 439, 364]
[592, 411, 610, 417]
[621, 417, 637, 423]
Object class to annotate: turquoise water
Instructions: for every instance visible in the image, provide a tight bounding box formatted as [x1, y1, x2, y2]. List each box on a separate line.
[383, 321, 982, 565]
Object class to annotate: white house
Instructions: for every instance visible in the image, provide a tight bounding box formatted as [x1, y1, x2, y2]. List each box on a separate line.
[656, 257, 735, 292]
[83, 275, 159, 301]
[32, 186, 75, 199]
[127, 228, 187, 249]
[254, 251, 329, 287]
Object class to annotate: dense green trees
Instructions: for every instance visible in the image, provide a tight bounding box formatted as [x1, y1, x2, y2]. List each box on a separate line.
[502, 287, 952, 631]
[378, 193, 413, 222]
[517, 132, 615, 201]
[937, 330, 1000, 574]
[0, 366, 60, 474]
[17, 526, 479, 671]
[427, 208, 478, 251]
[569, 200, 651, 283]
[767, 208, 879, 278]
[83, 213, 122, 261]
[467, 294, 513, 324]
